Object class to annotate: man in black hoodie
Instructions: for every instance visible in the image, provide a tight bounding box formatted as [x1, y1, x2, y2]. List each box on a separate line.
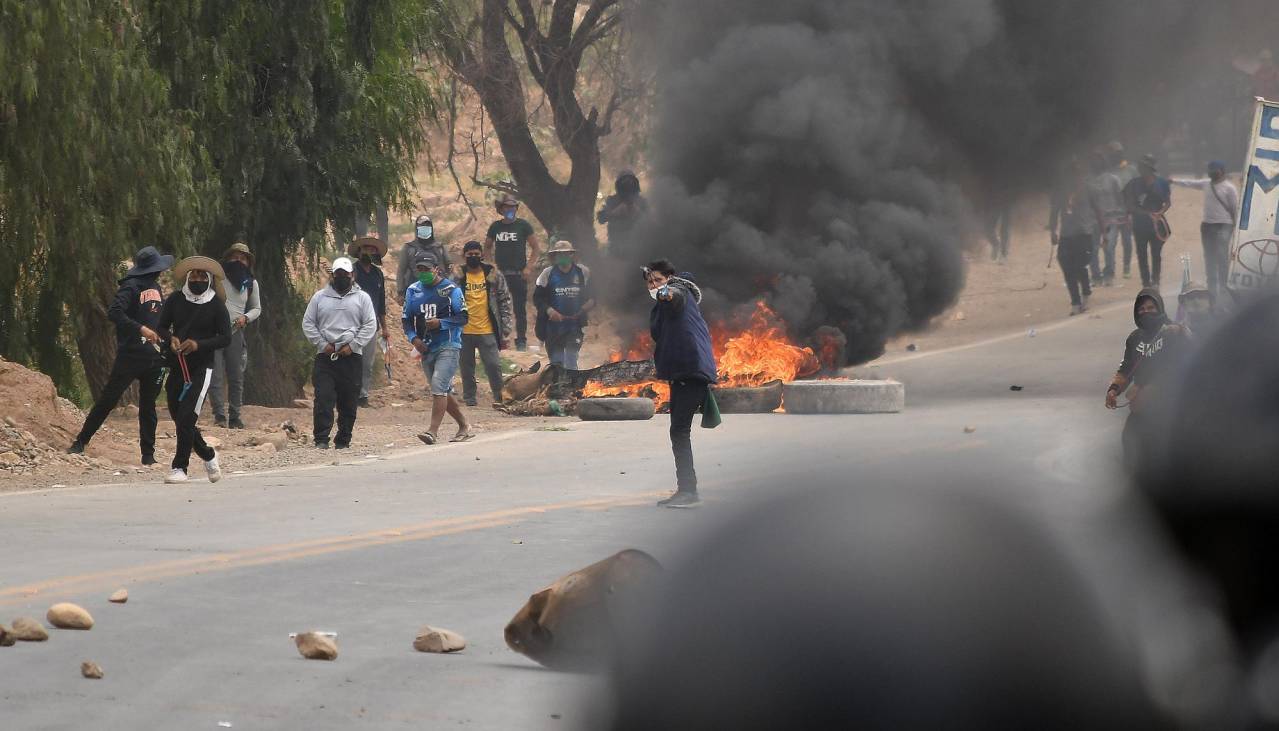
[69, 246, 174, 465]
[1105, 289, 1192, 469]
[156, 256, 231, 484]
[597, 170, 648, 245]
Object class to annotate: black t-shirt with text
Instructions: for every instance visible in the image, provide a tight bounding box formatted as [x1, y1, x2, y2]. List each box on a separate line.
[486, 218, 535, 272]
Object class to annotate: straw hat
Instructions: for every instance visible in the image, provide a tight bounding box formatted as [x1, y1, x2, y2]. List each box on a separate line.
[172, 255, 227, 299]
[221, 242, 255, 267]
[347, 235, 388, 258]
[548, 240, 577, 255]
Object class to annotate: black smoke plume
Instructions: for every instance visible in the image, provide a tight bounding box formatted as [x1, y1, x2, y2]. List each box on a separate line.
[609, 0, 1274, 364]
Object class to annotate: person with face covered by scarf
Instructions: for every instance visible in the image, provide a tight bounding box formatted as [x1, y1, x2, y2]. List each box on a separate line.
[533, 240, 594, 370]
[454, 240, 514, 406]
[1106, 289, 1193, 471]
[348, 234, 390, 407]
[302, 257, 379, 449]
[155, 257, 232, 484]
[397, 214, 450, 303]
[597, 170, 649, 245]
[484, 194, 540, 351]
[209, 243, 261, 429]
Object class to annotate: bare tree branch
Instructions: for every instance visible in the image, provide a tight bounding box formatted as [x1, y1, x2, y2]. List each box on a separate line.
[444, 76, 478, 219]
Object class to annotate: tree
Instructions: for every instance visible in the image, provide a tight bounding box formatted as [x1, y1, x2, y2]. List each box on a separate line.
[430, 0, 633, 256]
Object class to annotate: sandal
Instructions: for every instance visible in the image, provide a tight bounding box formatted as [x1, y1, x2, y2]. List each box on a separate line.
[417, 432, 438, 445]
[450, 427, 476, 443]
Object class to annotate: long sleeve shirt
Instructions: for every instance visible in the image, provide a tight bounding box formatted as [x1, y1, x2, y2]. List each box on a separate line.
[402, 278, 467, 351]
[222, 278, 262, 324]
[156, 292, 232, 371]
[301, 285, 378, 355]
[1170, 177, 1238, 225]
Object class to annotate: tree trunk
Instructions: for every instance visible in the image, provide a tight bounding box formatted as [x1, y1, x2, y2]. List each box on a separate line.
[74, 263, 122, 402]
[240, 246, 309, 407]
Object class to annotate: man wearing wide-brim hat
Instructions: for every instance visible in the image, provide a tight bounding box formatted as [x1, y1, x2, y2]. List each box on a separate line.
[533, 239, 594, 370]
[68, 245, 175, 465]
[210, 242, 262, 429]
[155, 255, 232, 484]
[348, 235, 390, 407]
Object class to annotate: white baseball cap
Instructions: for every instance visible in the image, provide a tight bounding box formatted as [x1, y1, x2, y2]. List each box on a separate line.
[331, 256, 354, 273]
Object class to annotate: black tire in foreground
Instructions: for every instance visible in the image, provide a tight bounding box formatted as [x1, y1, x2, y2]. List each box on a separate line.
[577, 397, 656, 421]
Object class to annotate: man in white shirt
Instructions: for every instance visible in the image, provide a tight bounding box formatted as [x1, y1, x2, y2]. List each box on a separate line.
[1172, 160, 1238, 297]
[211, 243, 262, 429]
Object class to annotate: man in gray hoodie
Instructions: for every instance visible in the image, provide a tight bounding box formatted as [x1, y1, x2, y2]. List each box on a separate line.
[302, 257, 378, 449]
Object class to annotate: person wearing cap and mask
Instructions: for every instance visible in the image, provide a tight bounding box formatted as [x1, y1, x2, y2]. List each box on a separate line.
[1107, 141, 1139, 279]
[484, 194, 540, 351]
[349, 234, 390, 407]
[397, 214, 450, 303]
[403, 252, 473, 444]
[1172, 161, 1238, 298]
[1123, 154, 1173, 288]
[1105, 289, 1192, 470]
[209, 242, 261, 429]
[596, 170, 649, 245]
[455, 240, 514, 407]
[302, 257, 378, 449]
[155, 257, 232, 484]
[1048, 159, 1102, 316]
[68, 246, 175, 464]
[533, 240, 594, 370]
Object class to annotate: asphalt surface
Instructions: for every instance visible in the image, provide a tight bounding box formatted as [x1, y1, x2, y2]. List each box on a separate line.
[0, 294, 1148, 730]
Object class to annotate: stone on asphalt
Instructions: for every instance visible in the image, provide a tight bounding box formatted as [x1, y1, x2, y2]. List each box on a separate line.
[413, 626, 467, 653]
[11, 617, 49, 641]
[47, 602, 94, 630]
[963, 425, 977, 434]
[295, 631, 338, 660]
[109, 588, 128, 603]
[80, 661, 104, 679]
[0, 624, 15, 646]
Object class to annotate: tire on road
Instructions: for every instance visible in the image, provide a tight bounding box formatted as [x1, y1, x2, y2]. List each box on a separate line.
[782, 380, 904, 414]
[713, 381, 783, 413]
[577, 397, 655, 421]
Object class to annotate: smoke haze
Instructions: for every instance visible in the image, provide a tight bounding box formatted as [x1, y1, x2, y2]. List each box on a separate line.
[611, 0, 1275, 363]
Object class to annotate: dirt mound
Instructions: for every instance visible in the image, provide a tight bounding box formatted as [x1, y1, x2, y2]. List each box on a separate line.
[0, 357, 119, 476]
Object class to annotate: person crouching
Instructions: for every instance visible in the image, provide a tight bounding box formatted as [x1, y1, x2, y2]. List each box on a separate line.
[156, 256, 231, 484]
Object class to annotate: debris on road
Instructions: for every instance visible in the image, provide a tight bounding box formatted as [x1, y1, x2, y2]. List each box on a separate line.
[0, 624, 15, 646]
[47, 602, 94, 630]
[295, 631, 338, 660]
[109, 589, 128, 604]
[1027, 328, 1037, 337]
[505, 549, 662, 670]
[1009, 385, 1024, 392]
[10, 617, 49, 641]
[413, 625, 466, 653]
[963, 425, 977, 434]
[80, 661, 104, 679]
[906, 343, 917, 351]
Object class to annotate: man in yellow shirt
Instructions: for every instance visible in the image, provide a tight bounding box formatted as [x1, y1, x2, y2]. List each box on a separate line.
[456, 240, 515, 406]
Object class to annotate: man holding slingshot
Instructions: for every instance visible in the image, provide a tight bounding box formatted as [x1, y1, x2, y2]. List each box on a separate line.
[156, 256, 232, 484]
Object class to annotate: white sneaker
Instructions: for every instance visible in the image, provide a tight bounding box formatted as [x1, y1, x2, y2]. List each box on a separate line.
[204, 456, 222, 483]
[165, 468, 189, 484]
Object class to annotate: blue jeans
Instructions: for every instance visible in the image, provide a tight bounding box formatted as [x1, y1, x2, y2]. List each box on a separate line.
[420, 348, 460, 396]
[547, 330, 583, 370]
[1099, 224, 1119, 281]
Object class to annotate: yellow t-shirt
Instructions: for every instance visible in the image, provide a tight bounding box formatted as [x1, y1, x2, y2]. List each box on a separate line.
[463, 269, 494, 335]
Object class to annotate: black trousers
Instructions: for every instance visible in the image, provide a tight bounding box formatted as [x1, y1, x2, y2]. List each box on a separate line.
[669, 378, 709, 494]
[76, 356, 165, 459]
[313, 353, 362, 446]
[505, 272, 528, 345]
[165, 361, 216, 471]
[1057, 234, 1095, 307]
[1134, 227, 1164, 287]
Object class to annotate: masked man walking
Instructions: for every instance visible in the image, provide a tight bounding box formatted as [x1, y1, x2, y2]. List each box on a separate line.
[404, 252, 473, 444]
[302, 257, 378, 449]
[456, 240, 514, 407]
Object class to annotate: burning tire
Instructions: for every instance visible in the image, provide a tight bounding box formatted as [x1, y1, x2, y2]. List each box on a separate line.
[782, 380, 904, 414]
[713, 380, 783, 413]
[577, 397, 656, 421]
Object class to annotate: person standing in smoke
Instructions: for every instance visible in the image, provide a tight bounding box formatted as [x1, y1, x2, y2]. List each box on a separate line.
[485, 194, 540, 351]
[534, 240, 594, 370]
[1176, 281, 1220, 337]
[1089, 151, 1126, 287]
[156, 256, 231, 484]
[645, 260, 717, 509]
[597, 170, 648, 246]
[1049, 160, 1102, 315]
[1171, 160, 1238, 298]
[398, 214, 450, 302]
[1108, 142, 1139, 279]
[1105, 289, 1192, 471]
[1123, 154, 1173, 288]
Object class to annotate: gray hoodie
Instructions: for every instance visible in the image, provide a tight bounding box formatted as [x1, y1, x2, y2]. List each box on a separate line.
[301, 284, 378, 355]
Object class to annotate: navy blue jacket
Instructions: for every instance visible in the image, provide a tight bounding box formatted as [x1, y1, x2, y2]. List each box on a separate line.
[650, 274, 717, 383]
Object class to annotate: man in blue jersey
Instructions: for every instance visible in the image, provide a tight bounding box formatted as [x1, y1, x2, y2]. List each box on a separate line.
[533, 240, 595, 370]
[403, 252, 473, 444]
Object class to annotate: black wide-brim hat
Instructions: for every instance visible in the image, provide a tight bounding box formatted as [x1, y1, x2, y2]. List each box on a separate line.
[126, 246, 175, 278]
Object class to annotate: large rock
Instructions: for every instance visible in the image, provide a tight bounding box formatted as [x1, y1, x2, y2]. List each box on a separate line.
[782, 379, 905, 414]
[47, 603, 94, 630]
[81, 661, 104, 679]
[108, 589, 128, 604]
[295, 631, 338, 661]
[10, 617, 49, 641]
[413, 626, 467, 653]
[0, 624, 15, 646]
[576, 397, 655, 422]
[505, 549, 662, 670]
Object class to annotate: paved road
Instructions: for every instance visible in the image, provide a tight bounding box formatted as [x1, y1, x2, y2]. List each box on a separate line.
[0, 296, 1144, 730]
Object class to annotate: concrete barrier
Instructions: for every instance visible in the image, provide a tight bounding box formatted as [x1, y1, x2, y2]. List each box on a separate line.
[713, 381, 783, 413]
[577, 397, 656, 421]
[782, 380, 904, 414]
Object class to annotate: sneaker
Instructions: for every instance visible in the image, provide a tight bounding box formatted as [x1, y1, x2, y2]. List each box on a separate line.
[66, 440, 85, 455]
[204, 456, 222, 483]
[213, 415, 228, 428]
[141, 454, 157, 466]
[658, 491, 701, 509]
[357, 397, 370, 408]
[314, 440, 330, 450]
[228, 417, 246, 430]
[165, 468, 189, 484]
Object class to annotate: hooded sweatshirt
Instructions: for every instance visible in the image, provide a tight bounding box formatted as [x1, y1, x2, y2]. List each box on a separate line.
[597, 170, 648, 241]
[650, 274, 718, 384]
[1113, 289, 1192, 392]
[301, 284, 379, 355]
[108, 273, 166, 364]
[398, 234, 450, 299]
